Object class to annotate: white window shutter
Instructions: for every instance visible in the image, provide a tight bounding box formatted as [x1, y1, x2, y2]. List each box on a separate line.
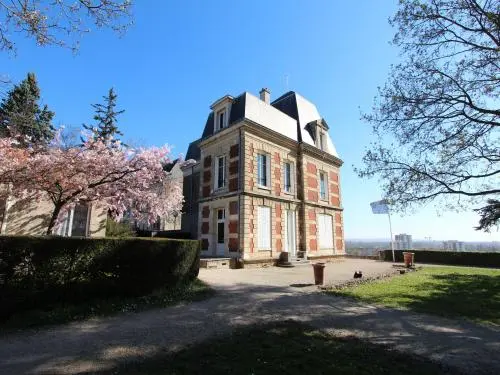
[266, 155, 271, 187]
[282, 163, 286, 191]
[222, 156, 226, 187]
[257, 154, 262, 185]
[214, 158, 219, 190]
[318, 214, 333, 249]
[258, 206, 271, 249]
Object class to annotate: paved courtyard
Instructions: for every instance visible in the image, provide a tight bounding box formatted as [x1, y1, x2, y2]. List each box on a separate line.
[200, 258, 394, 291]
[0, 259, 498, 374]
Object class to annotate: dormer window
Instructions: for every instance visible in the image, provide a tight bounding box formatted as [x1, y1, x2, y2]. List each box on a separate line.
[319, 132, 325, 151]
[210, 95, 233, 134]
[305, 119, 330, 152]
[216, 109, 226, 131]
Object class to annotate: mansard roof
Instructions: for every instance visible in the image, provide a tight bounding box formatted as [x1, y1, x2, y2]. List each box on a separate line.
[188, 90, 339, 161]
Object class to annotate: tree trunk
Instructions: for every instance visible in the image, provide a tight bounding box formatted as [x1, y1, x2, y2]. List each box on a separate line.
[46, 202, 64, 235]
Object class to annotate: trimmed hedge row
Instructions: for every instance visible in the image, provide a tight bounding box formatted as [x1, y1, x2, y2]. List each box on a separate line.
[379, 249, 500, 267]
[0, 236, 200, 319]
[135, 230, 193, 239]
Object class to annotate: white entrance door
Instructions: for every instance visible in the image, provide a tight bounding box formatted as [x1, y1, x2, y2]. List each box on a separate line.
[285, 210, 296, 257]
[216, 209, 226, 256]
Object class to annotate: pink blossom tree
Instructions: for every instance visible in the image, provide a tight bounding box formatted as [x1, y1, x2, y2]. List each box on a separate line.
[0, 135, 183, 235]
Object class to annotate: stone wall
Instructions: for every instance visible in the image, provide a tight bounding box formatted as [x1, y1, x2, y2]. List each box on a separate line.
[1, 193, 106, 237]
[195, 124, 344, 260]
[303, 205, 344, 256]
[302, 155, 341, 209]
[300, 154, 344, 256]
[240, 195, 300, 260]
[199, 197, 239, 258]
[199, 132, 240, 199]
[243, 132, 298, 200]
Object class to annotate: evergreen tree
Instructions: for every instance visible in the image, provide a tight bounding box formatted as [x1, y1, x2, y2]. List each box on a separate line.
[83, 88, 125, 147]
[0, 73, 55, 146]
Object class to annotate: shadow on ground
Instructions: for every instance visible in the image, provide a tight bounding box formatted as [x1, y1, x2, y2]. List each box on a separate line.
[0, 281, 499, 374]
[88, 321, 460, 375]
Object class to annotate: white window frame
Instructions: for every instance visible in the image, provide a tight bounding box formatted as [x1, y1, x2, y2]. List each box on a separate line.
[257, 153, 270, 188]
[54, 203, 90, 237]
[214, 155, 226, 190]
[257, 206, 271, 250]
[283, 161, 293, 194]
[318, 214, 334, 249]
[0, 197, 6, 234]
[319, 132, 325, 151]
[319, 171, 327, 200]
[214, 108, 227, 132]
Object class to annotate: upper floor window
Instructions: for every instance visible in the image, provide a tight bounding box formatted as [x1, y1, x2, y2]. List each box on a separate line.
[216, 109, 227, 131]
[283, 162, 292, 193]
[319, 132, 325, 151]
[257, 153, 270, 187]
[319, 172, 327, 200]
[215, 155, 226, 189]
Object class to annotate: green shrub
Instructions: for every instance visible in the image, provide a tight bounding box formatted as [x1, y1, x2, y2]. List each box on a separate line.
[106, 219, 136, 237]
[0, 236, 200, 319]
[379, 249, 500, 267]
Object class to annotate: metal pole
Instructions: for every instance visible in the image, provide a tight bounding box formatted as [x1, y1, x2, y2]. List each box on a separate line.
[388, 210, 395, 262]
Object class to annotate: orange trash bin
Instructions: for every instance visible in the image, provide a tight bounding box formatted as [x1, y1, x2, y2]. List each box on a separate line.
[403, 252, 415, 267]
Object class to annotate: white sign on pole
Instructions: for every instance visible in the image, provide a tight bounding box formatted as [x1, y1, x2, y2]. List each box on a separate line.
[370, 199, 395, 263]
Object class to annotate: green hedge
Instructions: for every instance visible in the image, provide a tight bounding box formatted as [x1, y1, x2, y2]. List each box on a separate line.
[379, 249, 500, 267]
[0, 236, 200, 319]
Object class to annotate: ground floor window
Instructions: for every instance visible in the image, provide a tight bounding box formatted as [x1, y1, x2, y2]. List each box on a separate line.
[0, 197, 6, 234]
[318, 214, 333, 249]
[55, 203, 90, 237]
[257, 206, 271, 249]
[217, 209, 225, 244]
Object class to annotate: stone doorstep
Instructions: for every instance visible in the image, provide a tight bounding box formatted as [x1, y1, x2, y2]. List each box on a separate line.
[200, 255, 346, 270]
[307, 255, 346, 263]
[289, 257, 311, 266]
[200, 258, 232, 269]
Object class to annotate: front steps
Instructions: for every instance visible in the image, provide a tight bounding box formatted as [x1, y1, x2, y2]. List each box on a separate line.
[200, 257, 231, 269]
[277, 252, 311, 267]
[289, 257, 311, 266]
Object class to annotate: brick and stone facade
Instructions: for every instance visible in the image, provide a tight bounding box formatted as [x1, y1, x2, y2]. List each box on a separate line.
[182, 89, 344, 263]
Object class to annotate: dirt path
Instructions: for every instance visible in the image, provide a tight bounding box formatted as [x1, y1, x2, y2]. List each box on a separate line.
[0, 262, 498, 374]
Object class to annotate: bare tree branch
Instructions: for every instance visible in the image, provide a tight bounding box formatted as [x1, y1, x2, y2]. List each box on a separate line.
[0, 0, 133, 53]
[360, 0, 499, 231]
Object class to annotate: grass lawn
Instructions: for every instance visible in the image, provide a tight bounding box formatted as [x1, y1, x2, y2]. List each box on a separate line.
[0, 279, 214, 334]
[98, 321, 458, 375]
[326, 266, 500, 326]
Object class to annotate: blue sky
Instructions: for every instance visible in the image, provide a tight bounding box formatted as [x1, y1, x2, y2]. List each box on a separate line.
[0, 1, 497, 241]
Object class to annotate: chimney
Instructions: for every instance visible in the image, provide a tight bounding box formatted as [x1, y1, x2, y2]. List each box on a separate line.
[259, 88, 270, 104]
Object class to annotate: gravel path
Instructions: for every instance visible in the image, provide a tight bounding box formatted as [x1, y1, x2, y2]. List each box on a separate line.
[0, 260, 498, 374]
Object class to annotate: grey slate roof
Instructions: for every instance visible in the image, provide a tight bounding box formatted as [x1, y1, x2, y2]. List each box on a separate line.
[186, 90, 339, 159]
[163, 158, 179, 172]
[185, 139, 201, 161]
[271, 91, 299, 120]
[228, 93, 246, 125]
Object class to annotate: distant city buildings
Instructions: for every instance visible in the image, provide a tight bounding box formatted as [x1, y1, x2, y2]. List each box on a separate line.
[394, 233, 413, 250]
[345, 239, 499, 253]
[443, 240, 466, 252]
